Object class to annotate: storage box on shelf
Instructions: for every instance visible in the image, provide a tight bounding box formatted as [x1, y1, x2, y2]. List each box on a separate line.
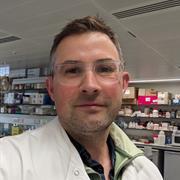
[123, 87, 178, 105]
[137, 88, 158, 105]
[122, 86, 138, 105]
[145, 89, 157, 96]
[157, 92, 171, 104]
[138, 96, 158, 105]
[122, 99, 137, 105]
[123, 87, 138, 99]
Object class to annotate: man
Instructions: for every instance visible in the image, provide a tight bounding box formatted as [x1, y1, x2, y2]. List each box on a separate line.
[0, 16, 163, 180]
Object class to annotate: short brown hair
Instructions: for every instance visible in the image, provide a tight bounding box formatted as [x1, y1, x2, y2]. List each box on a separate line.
[50, 16, 124, 72]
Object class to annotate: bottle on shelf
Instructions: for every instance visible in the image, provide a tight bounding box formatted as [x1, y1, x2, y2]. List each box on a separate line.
[170, 109, 176, 119]
[152, 108, 159, 118]
[157, 130, 166, 145]
[11, 124, 21, 136]
[152, 133, 159, 144]
[165, 111, 171, 118]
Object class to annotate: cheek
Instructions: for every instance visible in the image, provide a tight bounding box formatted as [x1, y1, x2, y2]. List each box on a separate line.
[103, 83, 123, 100]
[53, 84, 77, 110]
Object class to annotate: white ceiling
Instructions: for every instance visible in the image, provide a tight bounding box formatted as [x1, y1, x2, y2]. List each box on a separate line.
[0, 0, 180, 81]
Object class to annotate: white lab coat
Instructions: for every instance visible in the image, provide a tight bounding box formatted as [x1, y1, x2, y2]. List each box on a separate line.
[0, 117, 163, 180]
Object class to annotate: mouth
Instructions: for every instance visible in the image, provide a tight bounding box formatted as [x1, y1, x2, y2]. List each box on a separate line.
[74, 103, 107, 111]
[76, 104, 105, 107]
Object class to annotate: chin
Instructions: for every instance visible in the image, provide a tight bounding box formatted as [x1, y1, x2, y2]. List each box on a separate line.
[85, 118, 113, 131]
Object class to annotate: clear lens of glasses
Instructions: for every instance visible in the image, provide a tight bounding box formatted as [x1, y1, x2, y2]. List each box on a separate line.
[53, 60, 124, 85]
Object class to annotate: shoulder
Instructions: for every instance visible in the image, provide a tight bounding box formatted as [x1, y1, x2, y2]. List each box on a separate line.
[0, 117, 73, 168]
[122, 156, 163, 180]
[0, 117, 70, 153]
[0, 117, 78, 180]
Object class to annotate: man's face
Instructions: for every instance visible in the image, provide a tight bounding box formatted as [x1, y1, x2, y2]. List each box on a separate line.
[47, 32, 129, 135]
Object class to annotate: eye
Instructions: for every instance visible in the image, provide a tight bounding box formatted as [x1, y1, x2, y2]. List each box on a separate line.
[62, 64, 83, 76]
[96, 63, 116, 74]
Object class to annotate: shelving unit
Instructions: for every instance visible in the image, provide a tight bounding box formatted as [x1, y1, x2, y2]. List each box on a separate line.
[0, 113, 55, 137]
[0, 76, 56, 136]
[12, 77, 47, 85]
[126, 128, 173, 132]
[0, 73, 58, 138]
[0, 113, 55, 126]
[1, 76, 55, 116]
[117, 103, 180, 144]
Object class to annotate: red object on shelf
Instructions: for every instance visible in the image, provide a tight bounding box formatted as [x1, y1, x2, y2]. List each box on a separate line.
[138, 96, 158, 105]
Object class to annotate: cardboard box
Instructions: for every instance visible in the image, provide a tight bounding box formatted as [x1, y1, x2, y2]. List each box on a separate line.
[122, 99, 137, 105]
[145, 89, 157, 96]
[157, 92, 171, 104]
[138, 88, 146, 96]
[138, 96, 158, 105]
[123, 87, 138, 99]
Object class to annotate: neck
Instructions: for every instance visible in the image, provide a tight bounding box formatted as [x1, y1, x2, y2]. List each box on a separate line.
[68, 127, 112, 178]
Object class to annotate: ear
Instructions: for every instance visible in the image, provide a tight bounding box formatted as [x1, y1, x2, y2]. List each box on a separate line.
[122, 71, 130, 93]
[46, 76, 55, 101]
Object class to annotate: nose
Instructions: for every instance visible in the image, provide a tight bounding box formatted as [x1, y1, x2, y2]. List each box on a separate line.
[79, 71, 101, 95]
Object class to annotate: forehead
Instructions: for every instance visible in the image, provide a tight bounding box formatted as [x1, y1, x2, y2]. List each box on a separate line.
[53, 32, 119, 64]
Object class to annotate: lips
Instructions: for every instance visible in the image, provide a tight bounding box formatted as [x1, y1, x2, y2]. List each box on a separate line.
[74, 101, 107, 107]
[73, 101, 108, 114]
[76, 104, 105, 107]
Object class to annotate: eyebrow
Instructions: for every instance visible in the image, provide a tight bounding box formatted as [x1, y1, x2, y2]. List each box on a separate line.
[61, 60, 81, 64]
[95, 58, 116, 62]
[63, 58, 115, 63]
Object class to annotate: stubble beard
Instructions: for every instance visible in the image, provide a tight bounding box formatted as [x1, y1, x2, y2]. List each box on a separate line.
[61, 101, 122, 136]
